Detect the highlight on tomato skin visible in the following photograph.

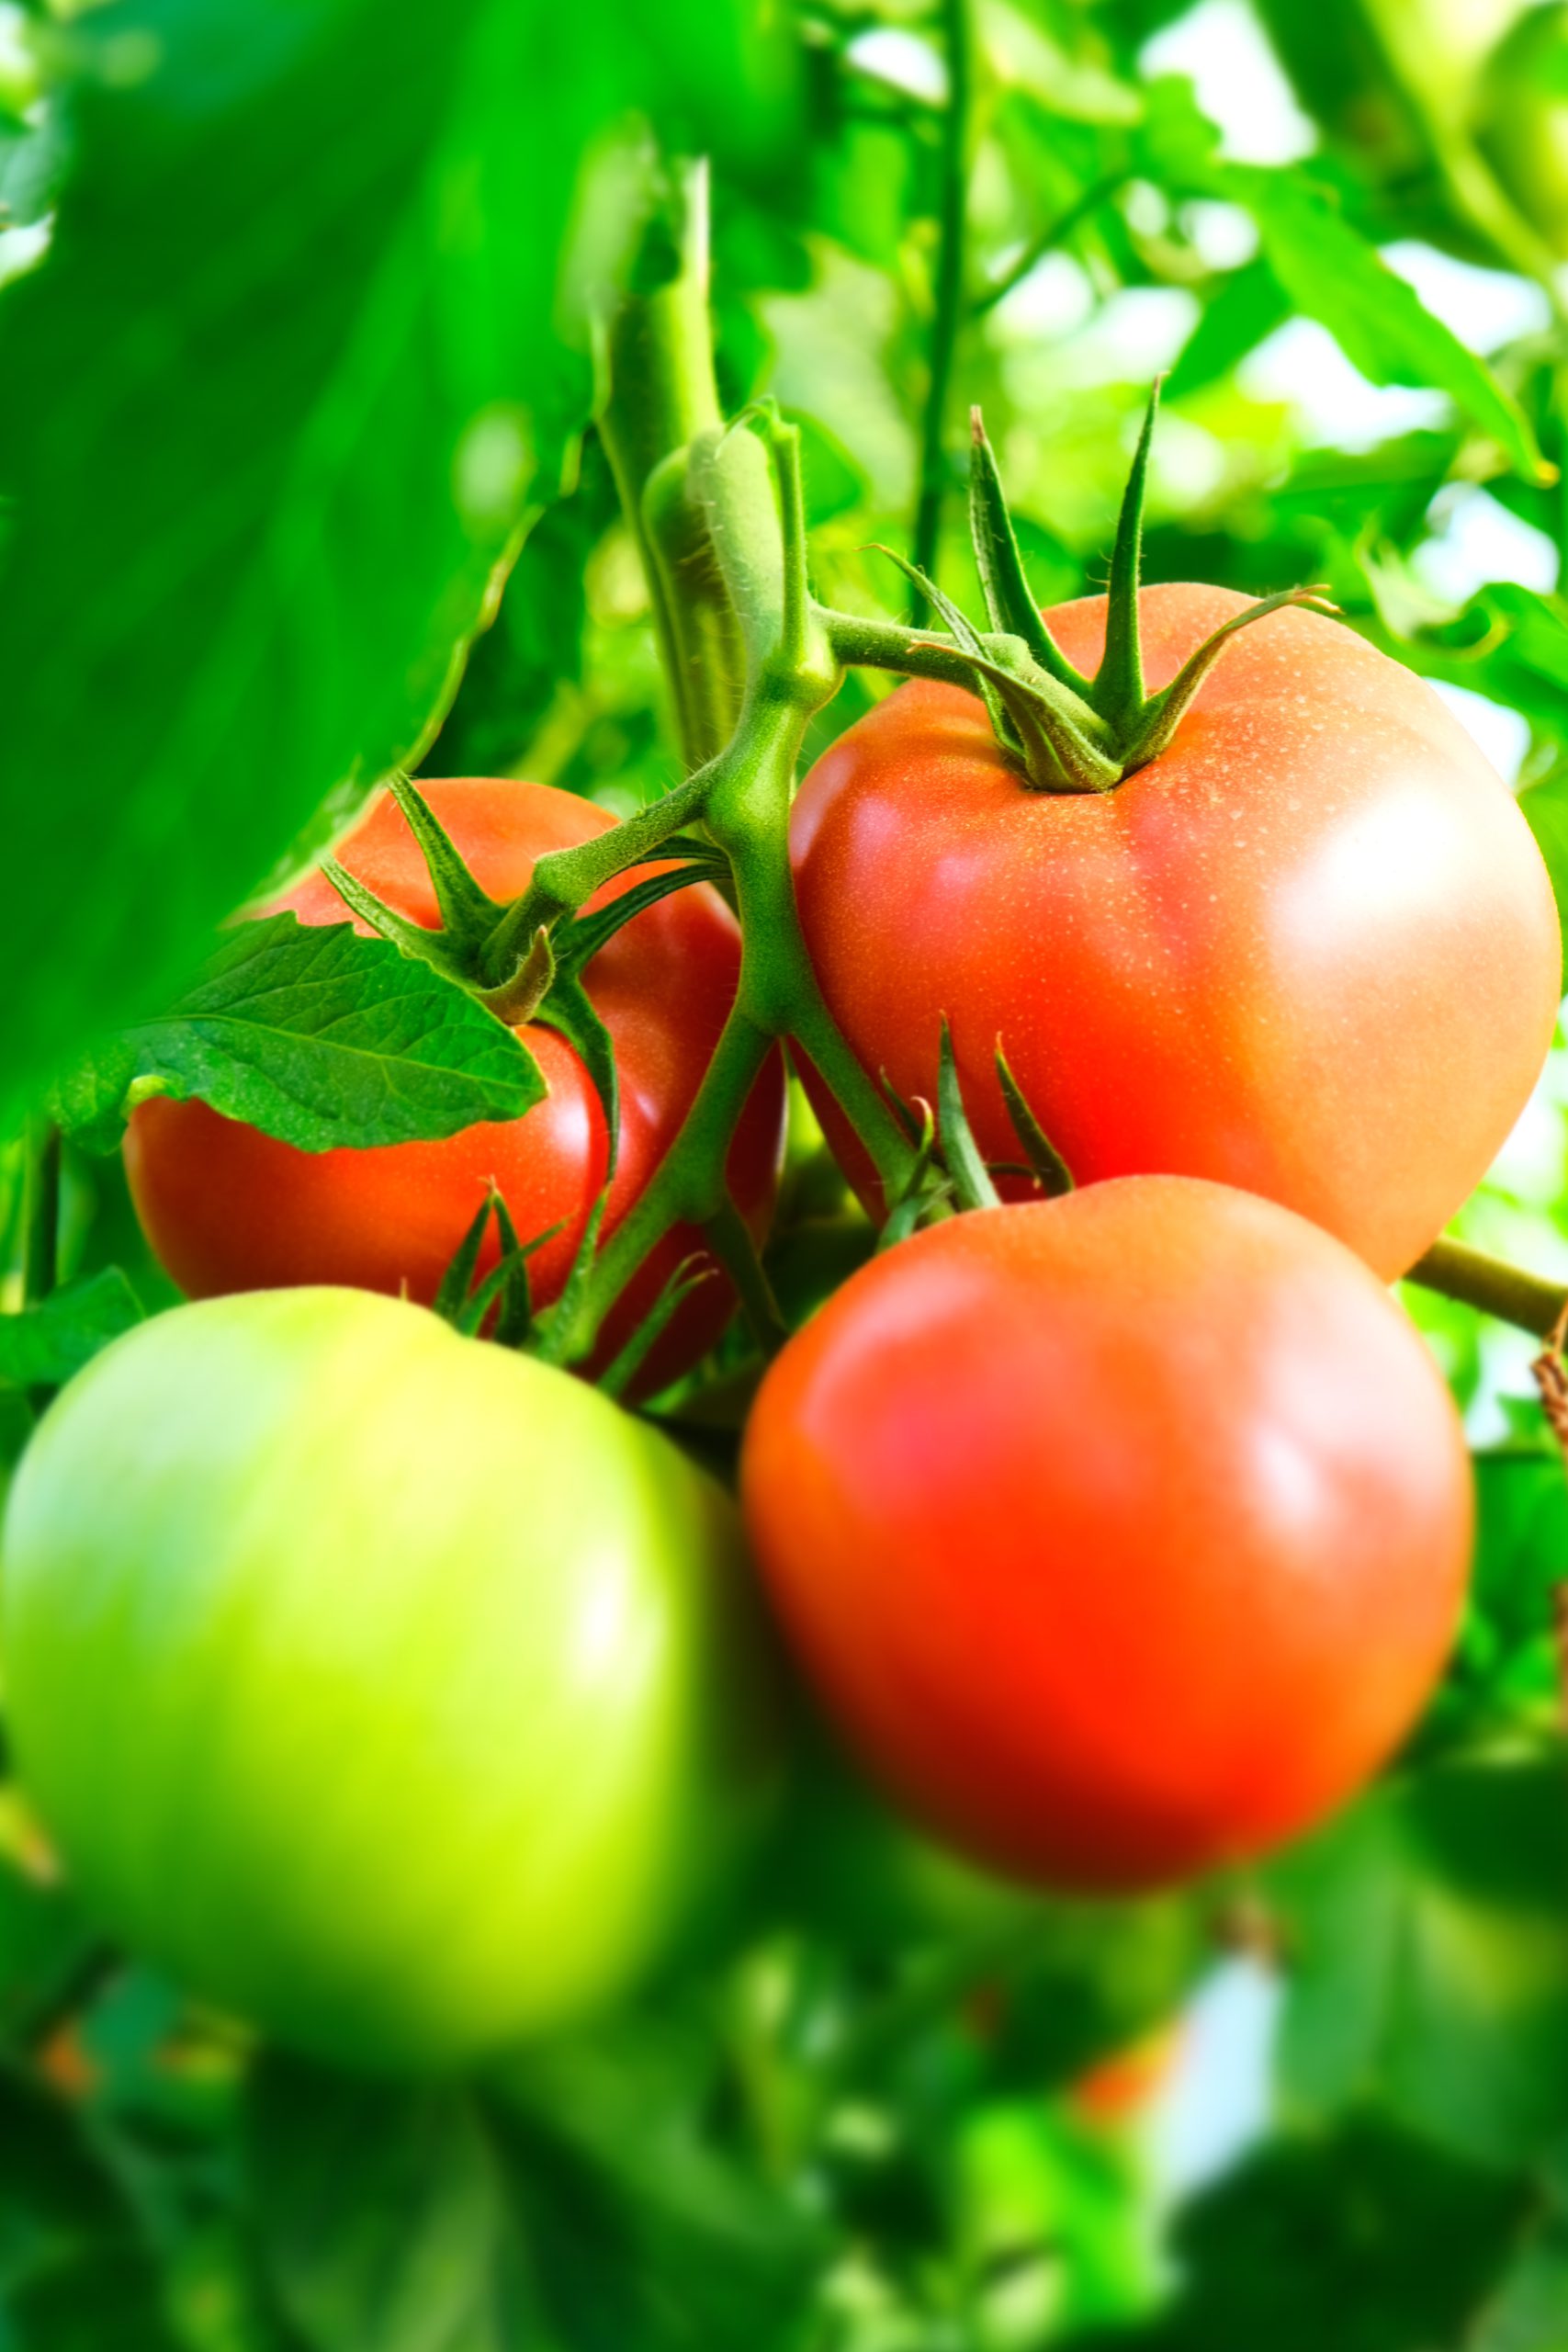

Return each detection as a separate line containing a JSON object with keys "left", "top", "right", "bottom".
{"left": 123, "top": 777, "right": 787, "bottom": 1395}
{"left": 790, "top": 585, "right": 1562, "bottom": 1283}
{"left": 740, "top": 1175, "right": 1473, "bottom": 1896}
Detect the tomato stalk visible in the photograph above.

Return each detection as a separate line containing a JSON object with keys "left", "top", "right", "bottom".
{"left": 1407, "top": 1235, "right": 1568, "bottom": 1338}
{"left": 556, "top": 415, "right": 920, "bottom": 1363}
{"left": 596, "top": 159, "right": 748, "bottom": 773}
{"left": 908, "top": 0, "right": 976, "bottom": 600}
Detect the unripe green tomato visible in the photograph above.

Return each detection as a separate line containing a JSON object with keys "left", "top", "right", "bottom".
{"left": 1475, "top": 4, "right": 1568, "bottom": 255}
{"left": 0, "top": 1289, "right": 782, "bottom": 2075}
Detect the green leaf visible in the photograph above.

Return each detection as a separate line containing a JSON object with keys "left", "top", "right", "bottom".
{"left": 249, "top": 2044, "right": 820, "bottom": 2352}
{"left": 0, "top": 0, "right": 788, "bottom": 1116}
{"left": 0, "top": 1268, "right": 145, "bottom": 1390}
{"left": 1167, "top": 256, "right": 1291, "bottom": 399}
{"left": 54, "top": 915, "right": 544, "bottom": 1156}
{"left": 1271, "top": 1750, "right": 1568, "bottom": 2170}
{"left": 1234, "top": 170, "right": 1550, "bottom": 482}
{"left": 0, "top": 2070, "right": 177, "bottom": 2351}
{"left": 1074, "top": 2115, "right": 1532, "bottom": 2352}
{"left": 248, "top": 2059, "right": 534, "bottom": 2352}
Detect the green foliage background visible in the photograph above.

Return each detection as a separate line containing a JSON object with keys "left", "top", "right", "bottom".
{"left": 9, "top": 0, "right": 1568, "bottom": 2345}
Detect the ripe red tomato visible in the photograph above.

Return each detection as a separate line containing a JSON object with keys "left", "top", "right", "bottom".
{"left": 791, "top": 587, "right": 1561, "bottom": 1280}
{"left": 741, "top": 1178, "right": 1472, "bottom": 1893}
{"left": 126, "top": 779, "right": 785, "bottom": 1390}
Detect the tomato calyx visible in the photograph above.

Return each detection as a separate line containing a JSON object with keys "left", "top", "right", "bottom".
{"left": 819, "top": 381, "right": 1339, "bottom": 795}
{"left": 321, "top": 770, "right": 729, "bottom": 1173}
{"left": 879, "top": 1023, "right": 1077, "bottom": 1246}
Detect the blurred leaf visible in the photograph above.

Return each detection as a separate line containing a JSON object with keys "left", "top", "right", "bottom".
{"left": 1452, "top": 1448, "right": 1568, "bottom": 1722}
{"left": 1065, "top": 2115, "right": 1531, "bottom": 2352}
{"left": 0, "top": 0, "right": 786, "bottom": 1116}
{"left": 1272, "top": 1750, "right": 1568, "bottom": 2170}
{"left": 0, "top": 2069, "right": 176, "bottom": 2350}
{"left": 1234, "top": 169, "right": 1549, "bottom": 481}
{"left": 250, "top": 2045, "right": 819, "bottom": 2352}
{"left": 0, "top": 1269, "right": 144, "bottom": 1391}
{"left": 497, "top": 2025, "right": 824, "bottom": 2348}
{"left": 250, "top": 2058, "right": 535, "bottom": 2352}
{"left": 1469, "top": 2143, "right": 1568, "bottom": 2352}
{"left": 1167, "top": 257, "right": 1290, "bottom": 399}
{"left": 0, "top": 1857, "right": 96, "bottom": 2046}
{"left": 52, "top": 915, "right": 542, "bottom": 1156}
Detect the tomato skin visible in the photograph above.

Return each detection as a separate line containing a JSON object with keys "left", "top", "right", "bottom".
{"left": 740, "top": 1178, "right": 1472, "bottom": 1893}
{"left": 125, "top": 779, "right": 786, "bottom": 1392}
{"left": 791, "top": 588, "right": 1561, "bottom": 1281}
{"left": 0, "top": 1288, "right": 782, "bottom": 2075}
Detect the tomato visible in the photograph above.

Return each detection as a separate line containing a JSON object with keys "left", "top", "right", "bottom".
{"left": 740, "top": 1178, "right": 1472, "bottom": 1893}
{"left": 126, "top": 778, "right": 786, "bottom": 1392}
{"left": 1475, "top": 4, "right": 1568, "bottom": 256}
{"left": 0, "top": 1287, "right": 783, "bottom": 2074}
{"left": 790, "top": 589, "right": 1560, "bottom": 1281}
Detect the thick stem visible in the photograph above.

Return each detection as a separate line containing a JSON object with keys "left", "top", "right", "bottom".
{"left": 598, "top": 161, "right": 746, "bottom": 768}
{"left": 909, "top": 0, "right": 974, "bottom": 601}
{"left": 560, "top": 691, "right": 918, "bottom": 1363}
{"left": 1406, "top": 1237, "right": 1567, "bottom": 1339}
{"left": 820, "top": 608, "right": 978, "bottom": 693}
{"left": 22, "top": 1120, "right": 61, "bottom": 1308}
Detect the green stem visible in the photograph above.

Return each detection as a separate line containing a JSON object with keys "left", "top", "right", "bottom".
{"left": 597, "top": 159, "right": 746, "bottom": 769}
{"left": 480, "top": 758, "right": 716, "bottom": 982}
{"left": 1406, "top": 1237, "right": 1567, "bottom": 1340}
{"left": 909, "top": 0, "right": 974, "bottom": 601}
{"left": 819, "top": 607, "right": 978, "bottom": 691}
{"left": 561, "top": 687, "right": 917, "bottom": 1363}
{"left": 22, "top": 1120, "right": 60, "bottom": 1308}
{"left": 705, "top": 1198, "right": 789, "bottom": 1356}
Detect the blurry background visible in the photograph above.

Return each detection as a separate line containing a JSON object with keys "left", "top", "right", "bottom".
{"left": 6, "top": 0, "right": 1568, "bottom": 2346}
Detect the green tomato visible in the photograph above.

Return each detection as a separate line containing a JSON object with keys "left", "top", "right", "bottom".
{"left": 0, "top": 1288, "right": 782, "bottom": 2075}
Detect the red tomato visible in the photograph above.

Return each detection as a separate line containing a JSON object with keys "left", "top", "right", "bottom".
{"left": 791, "top": 587, "right": 1561, "bottom": 1280}
{"left": 740, "top": 1178, "right": 1472, "bottom": 1893}
{"left": 127, "top": 779, "right": 785, "bottom": 1392}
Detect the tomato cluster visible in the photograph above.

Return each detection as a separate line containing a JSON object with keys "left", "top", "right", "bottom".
{"left": 0, "top": 555, "right": 1553, "bottom": 2081}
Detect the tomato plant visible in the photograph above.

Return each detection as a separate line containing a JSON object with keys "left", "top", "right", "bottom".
{"left": 126, "top": 776, "right": 786, "bottom": 1391}
{"left": 9, "top": 0, "right": 1568, "bottom": 2344}
{"left": 1, "top": 1285, "right": 781, "bottom": 2072}
{"left": 743, "top": 1178, "right": 1472, "bottom": 1890}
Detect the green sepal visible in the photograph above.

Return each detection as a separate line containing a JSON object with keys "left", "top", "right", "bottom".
{"left": 936, "top": 1018, "right": 1001, "bottom": 1214}
{"left": 968, "top": 408, "right": 1090, "bottom": 696}
{"left": 532, "top": 970, "right": 620, "bottom": 1182}
{"left": 432, "top": 1191, "right": 496, "bottom": 1324}
{"left": 1118, "top": 584, "right": 1340, "bottom": 773}
{"left": 1090, "top": 379, "right": 1160, "bottom": 729}
{"left": 533, "top": 1190, "right": 609, "bottom": 1368}
{"left": 870, "top": 542, "right": 1022, "bottom": 762}
{"left": 878, "top": 1069, "right": 929, "bottom": 1148}
{"left": 597, "top": 1254, "right": 715, "bottom": 1399}
{"left": 995, "top": 1039, "right": 1074, "bottom": 1198}
{"left": 383, "top": 772, "right": 504, "bottom": 941}
{"left": 872, "top": 546, "right": 1121, "bottom": 794}
{"left": 832, "top": 378, "right": 1340, "bottom": 795}
{"left": 320, "top": 855, "right": 478, "bottom": 989}
{"left": 878, "top": 1097, "right": 947, "bottom": 1251}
